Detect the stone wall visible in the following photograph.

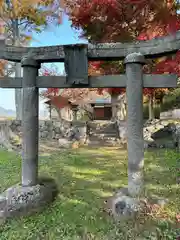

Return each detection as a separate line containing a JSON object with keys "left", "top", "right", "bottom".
{"left": 160, "top": 109, "right": 180, "bottom": 119}
{"left": 117, "top": 119, "right": 180, "bottom": 150}
{"left": 0, "top": 120, "right": 87, "bottom": 150}
{"left": 0, "top": 119, "right": 180, "bottom": 150}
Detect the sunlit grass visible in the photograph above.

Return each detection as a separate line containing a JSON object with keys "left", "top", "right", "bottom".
{"left": 0, "top": 147, "right": 179, "bottom": 239}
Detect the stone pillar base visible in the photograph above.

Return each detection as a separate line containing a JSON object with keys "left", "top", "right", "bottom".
{"left": 0, "top": 177, "right": 58, "bottom": 222}
{"left": 104, "top": 187, "right": 145, "bottom": 221}
{"left": 104, "top": 187, "right": 169, "bottom": 221}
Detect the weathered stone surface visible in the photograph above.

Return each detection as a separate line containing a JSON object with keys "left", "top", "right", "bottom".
{"left": 151, "top": 127, "right": 172, "bottom": 139}
{"left": 87, "top": 120, "right": 120, "bottom": 146}
{"left": 105, "top": 188, "right": 144, "bottom": 220}
{"left": 0, "top": 119, "right": 179, "bottom": 150}
{"left": 0, "top": 177, "right": 58, "bottom": 220}
{"left": 0, "top": 120, "right": 88, "bottom": 150}
{"left": 0, "top": 196, "right": 6, "bottom": 219}
{"left": 116, "top": 119, "right": 180, "bottom": 150}
{"left": 105, "top": 188, "right": 170, "bottom": 221}
{"left": 2, "top": 30, "right": 180, "bottom": 63}
{"left": 172, "top": 123, "right": 180, "bottom": 150}
{"left": 114, "top": 196, "right": 141, "bottom": 217}
{"left": 160, "top": 108, "right": 180, "bottom": 119}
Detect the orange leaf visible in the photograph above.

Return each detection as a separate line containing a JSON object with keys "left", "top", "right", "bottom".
{"left": 176, "top": 213, "right": 180, "bottom": 222}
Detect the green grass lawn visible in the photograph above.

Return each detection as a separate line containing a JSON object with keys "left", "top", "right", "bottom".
{"left": 0, "top": 147, "right": 179, "bottom": 240}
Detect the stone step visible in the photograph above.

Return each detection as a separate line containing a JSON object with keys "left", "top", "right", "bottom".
{"left": 89, "top": 128, "right": 118, "bottom": 133}
{"left": 88, "top": 120, "right": 116, "bottom": 125}
{"left": 89, "top": 130, "right": 117, "bottom": 135}
{"left": 87, "top": 139, "right": 120, "bottom": 147}
{"left": 87, "top": 121, "right": 117, "bottom": 132}
{"left": 89, "top": 129, "right": 117, "bottom": 134}
{"left": 89, "top": 135, "right": 118, "bottom": 142}
{"left": 90, "top": 129, "right": 118, "bottom": 133}
{"left": 89, "top": 133, "right": 118, "bottom": 138}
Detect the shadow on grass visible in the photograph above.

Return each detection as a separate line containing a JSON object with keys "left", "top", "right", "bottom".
{"left": 144, "top": 149, "right": 179, "bottom": 216}
{"left": 0, "top": 147, "right": 179, "bottom": 239}
{"left": 0, "top": 148, "right": 128, "bottom": 239}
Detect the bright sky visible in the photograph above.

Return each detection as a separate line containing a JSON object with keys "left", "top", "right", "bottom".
{"left": 0, "top": 14, "right": 87, "bottom": 111}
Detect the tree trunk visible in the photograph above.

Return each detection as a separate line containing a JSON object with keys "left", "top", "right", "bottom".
{"left": 81, "top": 104, "right": 94, "bottom": 120}
{"left": 12, "top": 19, "right": 23, "bottom": 120}
{"left": 111, "top": 93, "right": 127, "bottom": 121}
{"left": 54, "top": 107, "right": 63, "bottom": 120}
{"left": 15, "top": 64, "right": 22, "bottom": 120}
{"left": 148, "top": 94, "right": 154, "bottom": 120}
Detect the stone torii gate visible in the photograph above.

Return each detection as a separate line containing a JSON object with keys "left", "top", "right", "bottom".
{"left": 0, "top": 32, "right": 179, "bottom": 219}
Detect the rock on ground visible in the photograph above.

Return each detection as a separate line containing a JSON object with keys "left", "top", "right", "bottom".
{"left": 117, "top": 119, "right": 180, "bottom": 150}
{"left": 104, "top": 187, "right": 170, "bottom": 221}
{"left": 105, "top": 188, "right": 144, "bottom": 220}
{"left": 0, "top": 177, "right": 58, "bottom": 221}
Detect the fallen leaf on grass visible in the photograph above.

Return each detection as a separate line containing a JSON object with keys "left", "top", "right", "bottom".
{"left": 176, "top": 213, "right": 180, "bottom": 222}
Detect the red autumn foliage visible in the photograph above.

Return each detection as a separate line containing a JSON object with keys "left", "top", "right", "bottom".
{"left": 45, "top": 0, "right": 180, "bottom": 100}
{"left": 65, "top": 0, "right": 177, "bottom": 41}
{"left": 63, "top": 0, "right": 180, "bottom": 98}
{"left": 40, "top": 65, "right": 60, "bottom": 97}
{"left": 41, "top": 64, "right": 97, "bottom": 100}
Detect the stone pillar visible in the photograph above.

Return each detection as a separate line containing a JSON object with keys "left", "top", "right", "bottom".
{"left": 21, "top": 56, "right": 40, "bottom": 186}
{"left": 124, "top": 53, "right": 145, "bottom": 197}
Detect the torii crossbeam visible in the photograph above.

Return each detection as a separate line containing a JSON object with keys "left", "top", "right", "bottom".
{"left": 1, "top": 30, "right": 180, "bottom": 62}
